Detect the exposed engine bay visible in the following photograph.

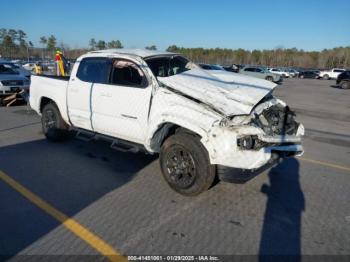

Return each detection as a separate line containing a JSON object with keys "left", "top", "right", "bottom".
{"left": 227, "top": 96, "right": 303, "bottom": 151}
{"left": 252, "top": 104, "right": 299, "bottom": 136}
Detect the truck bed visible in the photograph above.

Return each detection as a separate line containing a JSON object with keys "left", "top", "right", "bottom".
{"left": 29, "top": 74, "right": 70, "bottom": 121}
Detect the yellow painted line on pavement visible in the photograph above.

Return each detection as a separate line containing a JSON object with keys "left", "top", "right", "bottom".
{"left": 300, "top": 157, "right": 350, "bottom": 172}
{"left": 0, "top": 171, "right": 127, "bottom": 262}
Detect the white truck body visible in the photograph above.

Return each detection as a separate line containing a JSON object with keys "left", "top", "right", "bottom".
{"left": 30, "top": 49, "right": 304, "bottom": 171}
{"left": 319, "top": 68, "right": 345, "bottom": 79}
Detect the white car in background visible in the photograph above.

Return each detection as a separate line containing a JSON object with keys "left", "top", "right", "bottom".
{"left": 286, "top": 69, "right": 299, "bottom": 78}
{"left": 269, "top": 68, "right": 291, "bottom": 78}
{"left": 319, "top": 68, "right": 345, "bottom": 80}
{"left": 23, "top": 62, "right": 36, "bottom": 72}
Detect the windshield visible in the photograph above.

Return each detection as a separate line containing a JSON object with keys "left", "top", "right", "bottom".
{"left": 0, "top": 64, "right": 18, "bottom": 75}
{"left": 145, "top": 55, "right": 198, "bottom": 77}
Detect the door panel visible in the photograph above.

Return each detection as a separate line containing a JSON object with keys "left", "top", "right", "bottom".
{"left": 91, "top": 58, "right": 152, "bottom": 143}
{"left": 67, "top": 57, "right": 110, "bottom": 131}
{"left": 92, "top": 83, "right": 152, "bottom": 143}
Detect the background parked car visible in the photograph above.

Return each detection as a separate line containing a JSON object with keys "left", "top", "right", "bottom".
{"left": 0, "top": 64, "right": 30, "bottom": 95}
{"left": 239, "top": 66, "right": 282, "bottom": 83}
{"left": 286, "top": 68, "right": 299, "bottom": 78}
{"left": 198, "top": 63, "right": 225, "bottom": 71}
{"left": 0, "top": 61, "right": 31, "bottom": 79}
{"left": 319, "top": 68, "right": 345, "bottom": 80}
{"left": 22, "top": 62, "right": 36, "bottom": 72}
{"left": 298, "top": 70, "right": 319, "bottom": 79}
{"left": 223, "top": 64, "right": 241, "bottom": 73}
{"left": 269, "top": 68, "right": 291, "bottom": 78}
{"left": 336, "top": 70, "right": 350, "bottom": 89}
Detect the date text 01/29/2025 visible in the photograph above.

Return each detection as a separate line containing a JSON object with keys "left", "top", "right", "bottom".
{"left": 127, "top": 255, "right": 220, "bottom": 261}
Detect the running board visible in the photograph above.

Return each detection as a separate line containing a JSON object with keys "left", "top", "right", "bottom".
{"left": 110, "top": 140, "right": 139, "bottom": 153}
{"left": 74, "top": 128, "right": 148, "bottom": 154}
{"left": 75, "top": 130, "right": 96, "bottom": 142}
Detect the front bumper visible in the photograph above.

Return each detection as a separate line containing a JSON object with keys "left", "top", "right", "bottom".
{"left": 203, "top": 124, "right": 304, "bottom": 170}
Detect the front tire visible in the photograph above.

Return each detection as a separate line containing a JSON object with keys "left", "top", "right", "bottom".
{"left": 160, "top": 133, "right": 216, "bottom": 196}
{"left": 323, "top": 74, "right": 330, "bottom": 80}
{"left": 265, "top": 76, "right": 273, "bottom": 82}
{"left": 41, "top": 102, "right": 69, "bottom": 142}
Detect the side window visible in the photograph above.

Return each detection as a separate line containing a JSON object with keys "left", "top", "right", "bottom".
{"left": 76, "top": 57, "right": 110, "bottom": 84}
{"left": 244, "top": 68, "right": 254, "bottom": 72}
{"left": 255, "top": 68, "right": 262, "bottom": 73}
{"left": 110, "top": 59, "right": 147, "bottom": 87}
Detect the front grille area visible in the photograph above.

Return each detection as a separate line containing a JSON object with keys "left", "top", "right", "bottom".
{"left": 1, "top": 80, "right": 24, "bottom": 86}
{"left": 253, "top": 105, "right": 299, "bottom": 136}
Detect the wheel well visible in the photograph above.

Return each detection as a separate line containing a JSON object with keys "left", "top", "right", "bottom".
{"left": 40, "top": 97, "right": 54, "bottom": 112}
{"left": 150, "top": 123, "right": 201, "bottom": 152}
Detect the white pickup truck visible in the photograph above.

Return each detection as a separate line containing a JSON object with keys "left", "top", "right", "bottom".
{"left": 319, "top": 68, "right": 345, "bottom": 80}
{"left": 30, "top": 49, "right": 304, "bottom": 195}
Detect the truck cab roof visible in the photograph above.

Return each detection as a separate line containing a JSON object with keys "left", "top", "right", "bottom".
{"left": 88, "top": 48, "right": 176, "bottom": 59}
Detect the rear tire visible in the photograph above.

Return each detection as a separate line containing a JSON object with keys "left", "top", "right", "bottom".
{"left": 41, "top": 103, "right": 69, "bottom": 142}
{"left": 340, "top": 81, "right": 350, "bottom": 89}
{"left": 160, "top": 133, "right": 216, "bottom": 196}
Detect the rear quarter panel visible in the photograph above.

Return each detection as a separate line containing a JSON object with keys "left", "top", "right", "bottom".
{"left": 29, "top": 75, "right": 70, "bottom": 124}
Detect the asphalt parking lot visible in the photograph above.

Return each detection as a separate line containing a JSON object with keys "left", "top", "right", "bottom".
{"left": 0, "top": 78, "right": 349, "bottom": 260}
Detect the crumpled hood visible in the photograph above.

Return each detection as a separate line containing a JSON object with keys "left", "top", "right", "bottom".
{"left": 158, "top": 68, "right": 277, "bottom": 116}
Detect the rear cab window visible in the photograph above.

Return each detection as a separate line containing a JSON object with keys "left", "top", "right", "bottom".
{"left": 76, "top": 57, "right": 110, "bottom": 84}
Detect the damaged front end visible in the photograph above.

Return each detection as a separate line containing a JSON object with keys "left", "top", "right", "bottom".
{"left": 236, "top": 100, "right": 304, "bottom": 154}
{"left": 206, "top": 97, "right": 304, "bottom": 171}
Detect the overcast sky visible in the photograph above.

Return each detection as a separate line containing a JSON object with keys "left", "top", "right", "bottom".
{"left": 2, "top": 0, "right": 350, "bottom": 51}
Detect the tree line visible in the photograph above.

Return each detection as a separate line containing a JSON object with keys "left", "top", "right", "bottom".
{"left": 0, "top": 28, "right": 33, "bottom": 59}
{"left": 0, "top": 28, "right": 156, "bottom": 60}
{"left": 166, "top": 45, "right": 350, "bottom": 69}
{"left": 1, "top": 28, "right": 349, "bottom": 69}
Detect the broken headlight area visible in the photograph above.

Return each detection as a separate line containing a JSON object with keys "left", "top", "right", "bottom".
{"left": 252, "top": 104, "right": 299, "bottom": 136}
{"left": 237, "top": 135, "right": 300, "bottom": 150}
